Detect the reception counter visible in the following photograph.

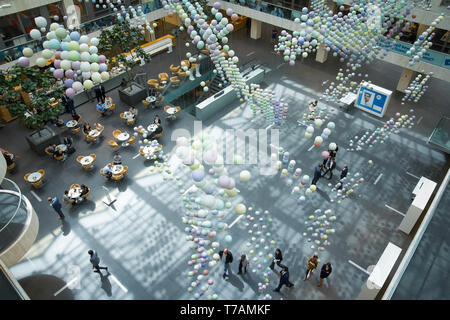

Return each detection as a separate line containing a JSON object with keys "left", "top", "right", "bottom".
{"left": 195, "top": 67, "right": 265, "bottom": 120}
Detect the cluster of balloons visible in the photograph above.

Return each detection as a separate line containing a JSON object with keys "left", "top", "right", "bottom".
{"left": 347, "top": 111, "right": 415, "bottom": 152}
{"left": 402, "top": 72, "right": 432, "bottom": 103}
{"left": 303, "top": 208, "right": 336, "bottom": 251}
{"left": 248, "top": 84, "right": 289, "bottom": 125}
{"left": 328, "top": 172, "right": 365, "bottom": 205}
{"left": 272, "top": 1, "right": 445, "bottom": 103}
{"left": 21, "top": 16, "right": 110, "bottom": 96}
{"left": 162, "top": 1, "right": 288, "bottom": 123}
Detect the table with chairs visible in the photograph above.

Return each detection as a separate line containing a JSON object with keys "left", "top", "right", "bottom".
{"left": 142, "top": 96, "right": 156, "bottom": 108}
{"left": 24, "top": 169, "right": 45, "bottom": 188}
{"left": 100, "top": 163, "right": 128, "bottom": 181}
{"left": 120, "top": 109, "right": 138, "bottom": 126}
{"left": 96, "top": 96, "right": 115, "bottom": 116}
{"left": 76, "top": 154, "right": 96, "bottom": 170}
{"left": 65, "top": 184, "right": 90, "bottom": 204}
{"left": 113, "top": 129, "right": 135, "bottom": 147}
{"left": 139, "top": 141, "right": 163, "bottom": 160}
{"left": 85, "top": 124, "right": 104, "bottom": 143}
{"left": 164, "top": 105, "right": 181, "bottom": 121}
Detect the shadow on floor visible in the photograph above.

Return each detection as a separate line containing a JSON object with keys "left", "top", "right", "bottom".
{"left": 19, "top": 274, "right": 75, "bottom": 300}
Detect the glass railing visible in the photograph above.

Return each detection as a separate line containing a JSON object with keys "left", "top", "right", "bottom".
{"left": 223, "top": 0, "right": 304, "bottom": 21}
{"left": 0, "top": 1, "right": 162, "bottom": 66}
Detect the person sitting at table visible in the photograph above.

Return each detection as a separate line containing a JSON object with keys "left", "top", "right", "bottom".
{"left": 129, "top": 106, "right": 137, "bottom": 119}
{"left": 63, "top": 190, "right": 74, "bottom": 204}
{"left": 83, "top": 122, "right": 92, "bottom": 135}
{"left": 102, "top": 163, "right": 113, "bottom": 180}
{"left": 71, "top": 112, "right": 81, "bottom": 122}
{"left": 96, "top": 103, "right": 107, "bottom": 113}
{"left": 153, "top": 115, "right": 161, "bottom": 125}
{"left": 113, "top": 153, "right": 122, "bottom": 165}
{"left": 53, "top": 147, "right": 67, "bottom": 161}
{"left": 2, "top": 150, "right": 14, "bottom": 167}
{"left": 47, "top": 143, "right": 56, "bottom": 154}
{"left": 149, "top": 124, "right": 163, "bottom": 140}
{"left": 94, "top": 122, "right": 103, "bottom": 132}
{"left": 55, "top": 118, "right": 66, "bottom": 127}
{"left": 80, "top": 184, "right": 89, "bottom": 197}
{"left": 63, "top": 135, "right": 73, "bottom": 148}
{"left": 148, "top": 86, "right": 155, "bottom": 97}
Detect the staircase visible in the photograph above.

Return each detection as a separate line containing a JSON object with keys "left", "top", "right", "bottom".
{"left": 195, "top": 74, "right": 230, "bottom": 105}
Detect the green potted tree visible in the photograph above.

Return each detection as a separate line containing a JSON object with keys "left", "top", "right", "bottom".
{"left": 0, "top": 65, "right": 64, "bottom": 154}
{"left": 98, "top": 20, "right": 151, "bottom": 105}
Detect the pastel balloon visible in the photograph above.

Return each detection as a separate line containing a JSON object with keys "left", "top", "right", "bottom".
{"left": 240, "top": 170, "right": 251, "bottom": 181}
{"left": 235, "top": 203, "right": 246, "bottom": 215}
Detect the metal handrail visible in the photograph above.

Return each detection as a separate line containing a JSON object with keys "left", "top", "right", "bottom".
{"left": 0, "top": 177, "right": 23, "bottom": 233}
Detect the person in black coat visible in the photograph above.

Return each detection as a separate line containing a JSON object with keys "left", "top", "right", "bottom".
{"left": 218, "top": 248, "right": 233, "bottom": 279}
{"left": 323, "top": 158, "right": 336, "bottom": 180}
{"left": 149, "top": 125, "right": 163, "bottom": 140}
{"left": 67, "top": 97, "right": 75, "bottom": 114}
{"left": 318, "top": 262, "right": 332, "bottom": 287}
{"left": 100, "top": 84, "right": 106, "bottom": 100}
{"left": 63, "top": 135, "right": 73, "bottom": 147}
{"left": 340, "top": 165, "right": 348, "bottom": 180}
{"left": 273, "top": 265, "right": 294, "bottom": 292}
{"left": 94, "top": 85, "right": 105, "bottom": 104}
{"left": 270, "top": 248, "right": 283, "bottom": 270}
{"left": 311, "top": 163, "right": 323, "bottom": 185}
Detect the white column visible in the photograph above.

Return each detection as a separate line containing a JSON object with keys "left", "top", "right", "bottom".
{"left": 250, "top": 19, "right": 262, "bottom": 40}
{"left": 396, "top": 68, "right": 414, "bottom": 93}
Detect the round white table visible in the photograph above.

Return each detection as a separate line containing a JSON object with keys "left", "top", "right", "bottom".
{"left": 147, "top": 124, "right": 159, "bottom": 132}
{"left": 80, "top": 156, "right": 94, "bottom": 166}
{"left": 123, "top": 111, "right": 134, "bottom": 120}
{"left": 104, "top": 97, "right": 113, "bottom": 108}
{"left": 66, "top": 120, "right": 78, "bottom": 128}
{"left": 27, "top": 172, "right": 42, "bottom": 183}
{"left": 112, "top": 165, "right": 124, "bottom": 175}
{"left": 56, "top": 144, "right": 67, "bottom": 152}
{"left": 68, "top": 187, "right": 82, "bottom": 199}
{"left": 166, "top": 107, "right": 178, "bottom": 115}
{"left": 117, "top": 132, "right": 130, "bottom": 142}
{"left": 89, "top": 130, "right": 101, "bottom": 137}
{"left": 146, "top": 96, "right": 156, "bottom": 103}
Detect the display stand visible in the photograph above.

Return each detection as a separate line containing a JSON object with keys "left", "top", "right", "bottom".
{"left": 355, "top": 81, "right": 392, "bottom": 117}
{"left": 398, "top": 177, "right": 437, "bottom": 234}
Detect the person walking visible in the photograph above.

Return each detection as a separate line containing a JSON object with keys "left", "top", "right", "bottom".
{"left": 318, "top": 262, "right": 332, "bottom": 287}
{"left": 324, "top": 157, "right": 336, "bottom": 180}
{"left": 311, "top": 163, "right": 324, "bottom": 185}
{"left": 273, "top": 265, "right": 294, "bottom": 292}
{"left": 48, "top": 196, "right": 65, "bottom": 220}
{"left": 270, "top": 248, "right": 283, "bottom": 270}
{"left": 340, "top": 165, "right": 348, "bottom": 180}
{"left": 218, "top": 248, "right": 233, "bottom": 279}
{"left": 238, "top": 254, "right": 249, "bottom": 275}
{"left": 88, "top": 250, "right": 108, "bottom": 273}
{"left": 303, "top": 253, "right": 319, "bottom": 280}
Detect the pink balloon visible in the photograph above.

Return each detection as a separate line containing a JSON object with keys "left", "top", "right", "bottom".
{"left": 65, "top": 88, "right": 75, "bottom": 98}
{"left": 65, "top": 69, "right": 74, "bottom": 78}
{"left": 53, "top": 68, "right": 64, "bottom": 79}
{"left": 18, "top": 57, "right": 30, "bottom": 67}
{"left": 218, "top": 175, "right": 230, "bottom": 188}
{"left": 321, "top": 151, "right": 329, "bottom": 159}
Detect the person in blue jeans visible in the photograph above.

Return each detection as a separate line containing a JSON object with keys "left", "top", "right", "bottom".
{"left": 48, "top": 197, "right": 65, "bottom": 220}
{"left": 219, "top": 248, "right": 233, "bottom": 279}
{"left": 273, "top": 265, "right": 294, "bottom": 292}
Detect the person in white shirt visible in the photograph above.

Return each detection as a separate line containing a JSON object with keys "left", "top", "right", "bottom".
{"left": 102, "top": 163, "right": 113, "bottom": 179}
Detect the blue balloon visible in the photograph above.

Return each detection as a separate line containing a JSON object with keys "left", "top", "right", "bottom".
{"left": 69, "top": 31, "right": 80, "bottom": 41}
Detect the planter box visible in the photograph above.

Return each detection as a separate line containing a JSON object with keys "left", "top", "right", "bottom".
{"left": 25, "top": 125, "right": 62, "bottom": 156}
{"left": 118, "top": 82, "right": 147, "bottom": 106}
